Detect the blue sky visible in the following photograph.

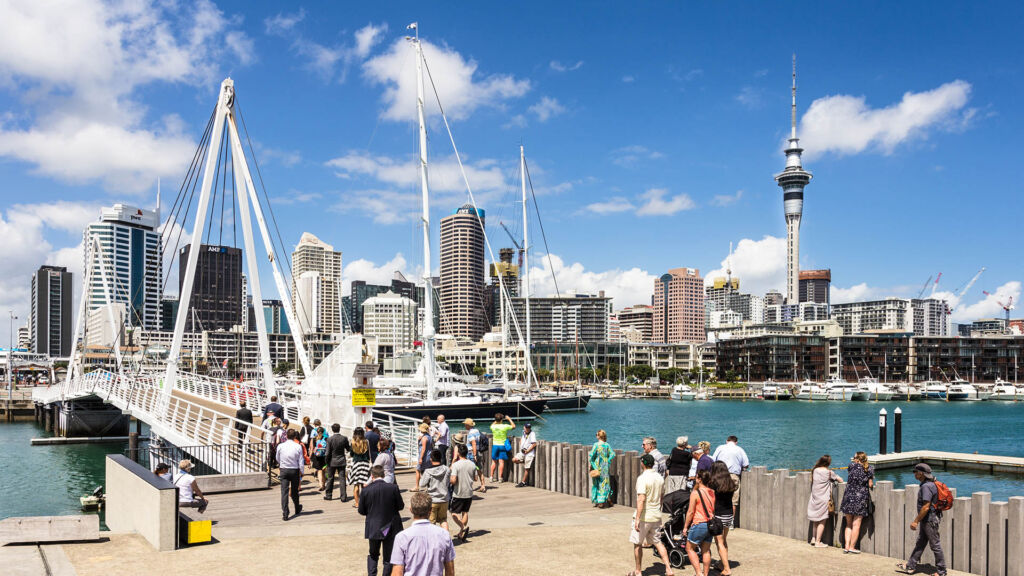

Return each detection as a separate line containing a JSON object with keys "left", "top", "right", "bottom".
{"left": 1, "top": 1, "right": 1022, "bottom": 336}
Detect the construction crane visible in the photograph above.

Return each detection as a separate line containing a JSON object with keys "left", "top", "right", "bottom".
{"left": 948, "top": 267, "right": 986, "bottom": 314}
{"left": 982, "top": 291, "right": 1015, "bottom": 324}
{"left": 499, "top": 221, "right": 524, "bottom": 268}
{"left": 930, "top": 272, "right": 942, "bottom": 298}
{"left": 916, "top": 275, "right": 933, "bottom": 299}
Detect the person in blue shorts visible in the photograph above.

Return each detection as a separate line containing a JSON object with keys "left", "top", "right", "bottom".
{"left": 488, "top": 413, "right": 515, "bottom": 483}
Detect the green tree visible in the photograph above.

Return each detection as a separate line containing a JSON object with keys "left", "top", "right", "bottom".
{"left": 472, "top": 365, "right": 486, "bottom": 377}
{"left": 579, "top": 367, "right": 594, "bottom": 382}
{"left": 536, "top": 368, "right": 551, "bottom": 381}
{"left": 629, "top": 364, "right": 654, "bottom": 382}
{"left": 274, "top": 361, "right": 294, "bottom": 376}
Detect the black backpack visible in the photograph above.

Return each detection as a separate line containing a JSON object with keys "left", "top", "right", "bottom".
{"left": 478, "top": 433, "right": 490, "bottom": 453}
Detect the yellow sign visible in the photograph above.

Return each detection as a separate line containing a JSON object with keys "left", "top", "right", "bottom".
{"left": 352, "top": 388, "right": 376, "bottom": 407}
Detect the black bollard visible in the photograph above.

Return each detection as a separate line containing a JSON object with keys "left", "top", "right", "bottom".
{"left": 878, "top": 408, "right": 887, "bottom": 455}
{"left": 894, "top": 407, "right": 902, "bottom": 453}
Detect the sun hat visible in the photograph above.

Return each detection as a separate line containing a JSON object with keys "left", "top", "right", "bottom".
{"left": 463, "top": 418, "right": 475, "bottom": 427}
{"left": 179, "top": 460, "right": 194, "bottom": 471}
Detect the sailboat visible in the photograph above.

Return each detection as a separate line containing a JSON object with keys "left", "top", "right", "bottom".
{"left": 366, "top": 25, "right": 548, "bottom": 421}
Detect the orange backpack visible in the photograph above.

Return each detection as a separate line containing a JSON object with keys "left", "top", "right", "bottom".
{"left": 933, "top": 480, "right": 954, "bottom": 512}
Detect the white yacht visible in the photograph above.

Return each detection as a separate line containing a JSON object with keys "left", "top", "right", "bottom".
{"left": 857, "top": 377, "right": 895, "bottom": 401}
{"left": 760, "top": 380, "right": 791, "bottom": 400}
{"left": 945, "top": 379, "right": 989, "bottom": 401}
{"left": 825, "top": 377, "right": 868, "bottom": 401}
{"left": 670, "top": 384, "right": 697, "bottom": 401}
{"left": 892, "top": 383, "right": 923, "bottom": 401}
{"left": 990, "top": 378, "right": 1019, "bottom": 401}
{"left": 794, "top": 379, "right": 829, "bottom": 401}
{"left": 921, "top": 381, "right": 948, "bottom": 400}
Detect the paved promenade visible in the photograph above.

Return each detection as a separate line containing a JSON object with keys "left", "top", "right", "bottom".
{"left": 45, "top": 470, "right": 971, "bottom": 576}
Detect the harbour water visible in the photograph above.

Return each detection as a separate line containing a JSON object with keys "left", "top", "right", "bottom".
{"left": 2, "top": 398, "right": 1023, "bottom": 522}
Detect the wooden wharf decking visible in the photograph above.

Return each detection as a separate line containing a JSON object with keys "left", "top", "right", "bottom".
{"left": 869, "top": 450, "right": 1024, "bottom": 475}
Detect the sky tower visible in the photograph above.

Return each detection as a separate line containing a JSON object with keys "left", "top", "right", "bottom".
{"left": 774, "top": 55, "right": 813, "bottom": 304}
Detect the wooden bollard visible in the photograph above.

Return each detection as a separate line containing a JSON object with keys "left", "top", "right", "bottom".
{"left": 1006, "top": 496, "right": 1024, "bottom": 576}
{"left": 970, "top": 492, "right": 991, "bottom": 573}
{"left": 988, "top": 501, "right": 1008, "bottom": 576}
{"left": 888, "top": 487, "right": 906, "bottom": 560}
{"left": 613, "top": 449, "right": 625, "bottom": 506}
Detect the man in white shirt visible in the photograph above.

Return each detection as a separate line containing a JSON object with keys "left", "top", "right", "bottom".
{"left": 173, "top": 460, "right": 208, "bottom": 513}
{"left": 512, "top": 423, "right": 537, "bottom": 487}
{"left": 712, "top": 435, "right": 750, "bottom": 516}
{"left": 629, "top": 454, "right": 672, "bottom": 576}
{"left": 276, "top": 428, "right": 306, "bottom": 521}
{"left": 434, "top": 414, "right": 450, "bottom": 465}
{"left": 391, "top": 492, "right": 456, "bottom": 576}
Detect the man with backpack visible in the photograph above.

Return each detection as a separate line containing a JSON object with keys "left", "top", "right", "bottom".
{"left": 897, "top": 463, "right": 949, "bottom": 576}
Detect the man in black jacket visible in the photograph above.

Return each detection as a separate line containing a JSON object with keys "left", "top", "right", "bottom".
{"left": 359, "top": 465, "right": 404, "bottom": 576}
{"left": 324, "top": 423, "right": 350, "bottom": 502}
{"left": 234, "top": 401, "right": 253, "bottom": 444}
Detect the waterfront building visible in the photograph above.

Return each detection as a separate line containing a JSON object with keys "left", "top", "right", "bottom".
{"left": 831, "top": 298, "right": 949, "bottom": 337}
{"left": 959, "top": 318, "right": 1007, "bottom": 337}
{"left": 486, "top": 248, "right": 520, "bottom": 327}
{"left": 653, "top": 267, "right": 705, "bottom": 343}
{"left": 508, "top": 292, "right": 612, "bottom": 344}
{"left": 178, "top": 244, "right": 242, "bottom": 332}
{"left": 17, "top": 325, "right": 30, "bottom": 350}
{"left": 617, "top": 304, "right": 654, "bottom": 342}
{"left": 345, "top": 273, "right": 438, "bottom": 335}
{"left": 608, "top": 315, "right": 621, "bottom": 342}
{"left": 705, "top": 280, "right": 765, "bottom": 327}
{"left": 527, "top": 341, "right": 626, "bottom": 376}
{"left": 710, "top": 310, "right": 743, "bottom": 329}
{"left": 828, "top": 333, "right": 912, "bottom": 381}
{"left": 362, "top": 290, "right": 418, "bottom": 358}
{"left": 29, "top": 265, "right": 72, "bottom": 357}
{"left": 290, "top": 232, "right": 342, "bottom": 335}
{"left": 439, "top": 205, "right": 487, "bottom": 341}
{"left": 774, "top": 58, "right": 813, "bottom": 305}
{"left": 911, "top": 335, "right": 1023, "bottom": 382}
{"left": 84, "top": 203, "right": 162, "bottom": 329}
{"left": 716, "top": 334, "right": 828, "bottom": 382}
{"left": 627, "top": 342, "right": 700, "bottom": 371}
{"left": 294, "top": 271, "right": 322, "bottom": 334}
{"left": 764, "top": 291, "right": 784, "bottom": 306}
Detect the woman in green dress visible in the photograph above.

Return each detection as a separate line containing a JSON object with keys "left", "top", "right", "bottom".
{"left": 589, "top": 429, "right": 615, "bottom": 507}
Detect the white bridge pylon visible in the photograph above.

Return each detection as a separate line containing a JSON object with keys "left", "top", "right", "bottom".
{"left": 166, "top": 78, "right": 312, "bottom": 400}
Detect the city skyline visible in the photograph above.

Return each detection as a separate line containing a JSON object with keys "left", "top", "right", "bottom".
{"left": 1, "top": 2, "right": 1022, "bottom": 335}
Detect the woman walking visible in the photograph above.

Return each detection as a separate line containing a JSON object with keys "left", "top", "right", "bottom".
{"left": 414, "top": 422, "right": 434, "bottom": 491}
{"left": 588, "top": 429, "right": 615, "bottom": 508}
{"left": 807, "top": 455, "right": 840, "bottom": 548}
{"left": 683, "top": 469, "right": 716, "bottom": 576}
{"left": 709, "top": 461, "right": 736, "bottom": 575}
{"left": 839, "top": 451, "right": 874, "bottom": 553}
{"left": 347, "top": 428, "right": 371, "bottom": 508}
{"left": 310, "top": 425, "right": 328, "bottom": 491}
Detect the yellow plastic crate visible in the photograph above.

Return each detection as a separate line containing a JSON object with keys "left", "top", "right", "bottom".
{"left": 184, "top": 519, "right": 211, "bottom": 544}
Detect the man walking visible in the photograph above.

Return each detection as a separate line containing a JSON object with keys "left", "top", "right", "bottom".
{"left": 642, "top": 437, "right": 667, "bottom": 476}
{"left": 711, "top": 435, "right": 749, "bottom": 516}
{"left": 325, "top": 423, "right": 350, "bottom": 502}
{"left": 235, "top": 400, "right": 253, "bottom": 444}
{"left": 366, "top": 421, "right": 381, "bottom": 463}
{"left": 464, "top": 418, "right": 485, "bottom": 492}
{"left": 418, "top": 448, "right": 451, "bottom": 532}
{"left": 512, "top": 422, "right": 537, "bottom": 487}
{"left": 435, "top": 414, "right": 450, "bottom": 465}
{"left": 264, "top": 395, "right": 285, "bottom": 420}
{"left": 359, "top": 465, "right": 404, "bottom": 576}
{"left": 449, "top": 444, "right": 476, "bottom": 541}
{"left": 391, "top": 492, "right": 456, "bottom": 576}
{"left": 276, "top": 429, "right": 305, "bottom": 520}
{"left": 630, "top": 454, "right": 673, "bottom": 576}
{"left": 897, "top": 463, "right": 947, "bottom": 576}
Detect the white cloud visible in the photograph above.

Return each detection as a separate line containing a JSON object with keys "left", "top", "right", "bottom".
{"left": 610, "top": 145, "right": 664, "bottom": 168}
{"left": 354, "top": 23, "right": 388, "bottom": 59}
{"left": 332, "top": 189, "right": 420, "bottom": 225}
{"left": 526, "top": 253, "right": 655, "bottom": 309}
{"left": 275, "top": 190, "right": 323, "bottom": 205}
{"left": 265, "top": 9, "right": 306, "bottom": 35}
{"left": 529, "top": 96, "right": 567, "bottom": 122}
{"left": 584, "top": 197, "right": 635, "bottom": 214}
{"left": 293, "top": 39, "right": 347, "bottom": 82}
{"left": 0, "top": 0, "right": 253, "bottom": 193}
{"left": 342, "top": 254, "right": 416, "bottom": 296}
{"left": 830, "top": 283, "right": 894, "bottom": 304}
{"left": 735, "top": 86, "right": 763, "bottom": 109}
{"left": 933, "top": 281, "right": 1021, "bottom": 324}
{"left": 711, "top": 190, "right": 744, "bottom": 207}
{"left": 326, "top": 150, "right": 507, "bottom": 194}
{"left": 502, "top": 114, "right": 528, "bottom": 130}
{"left": 800, "top": 80, "right": 974, "bottom": 157}
{"left": 621, "top": 75, "right": 635, "bottom": 83}
{"left": 549, "top": 60, "right": 583, "bottom": 72}
{"left": 704, "top": 235, "right": 787, "bottom": 297}
{"left": 363, "top": 37, "right": 530, "bottom": 121}
{"left": 635, "top": 188, "right": 695, "bottom": 216}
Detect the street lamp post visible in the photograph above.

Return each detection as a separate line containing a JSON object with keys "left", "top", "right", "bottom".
{"left": 8, "top": 310, "right": 17, "bottom": 403}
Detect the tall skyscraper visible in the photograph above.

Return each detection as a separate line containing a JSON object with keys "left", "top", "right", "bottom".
{"left": 84, "top": 203, "right": 162, "bottom": 329}
{"left": 345, "top": 273, "right": 437, "bottom": 335}
{"left": 617, "top": 304, "right": 654, "bottom": 342}
{"left": 294, "top": 270, "right": 322, "bottom": 334}
{"left": 652, "top": 268, "right": 705, "bottom": 343}
{"left": 29, "top": 265, "right": 72, "bottom": 357}
{"left": 362, "top": 290, "right": 419, "bottom": 357}
{"left": 799, "top": 269, "right": 831, "bottom": 305}
{"left": 774, "top": 56, "right": 812, "bottom": 305}
{"left": 178, "top": 244, "right": 243, "bottom": 331}
{"left": 439, "top": 205, "right": 487, "bottom": 341}
{"left": 290, "top": 232, "right": 342, "bottom": 334}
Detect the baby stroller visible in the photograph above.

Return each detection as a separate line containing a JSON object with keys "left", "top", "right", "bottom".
{"left": 659, "top": 487, "right": 692, "bottom": 569}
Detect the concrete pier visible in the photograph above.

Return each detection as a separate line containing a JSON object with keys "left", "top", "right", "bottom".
{"left": 869, "top": 450, "right": 1024, "bottom": 475}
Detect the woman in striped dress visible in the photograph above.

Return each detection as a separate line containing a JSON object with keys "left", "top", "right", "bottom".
{"left": 347, "top": 427, "right": 371, "bottom": 508}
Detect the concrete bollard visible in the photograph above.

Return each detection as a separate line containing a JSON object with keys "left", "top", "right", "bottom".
{"left": 770, "top": 469, "right": 788, "bottom": 536}
{"left": 889, "top": 487, "right": 906, "bottom": 561}
{"left": 1007, "top": 496, "right": 1024, "bottom": 576}
{"left": 903, "top": 484, "right": 920, "bottom": 563}
{"left": 950, "top": 496, "right": 971, "bottom": 572}
{"left": 989, "top": 501, "right": 1008, "bottom": 576}
{"left": 794, "top": 471, "right": 811, "bottom": 541}
{"left": 874, "top": 481, "right": 893, "bottom": 557}
{"left": 758, "top": 468, "right": 771, "bottom": 536}
{"left": 782, "top": 472, "right": 797, "bottom": 540}
{"left": 970, "top": 492, "right": 991, "bottom": 574}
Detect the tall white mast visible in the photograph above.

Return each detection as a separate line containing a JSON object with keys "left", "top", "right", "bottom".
{"left": 521, "top": 145, "right": 533, "bottom": 386}
{"left": 410, "top": 23, "right": 437, "bottom": 402}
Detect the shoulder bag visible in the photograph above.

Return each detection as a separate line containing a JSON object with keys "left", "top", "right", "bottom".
{"left": 696, "top": 487, "right": 724, "bottom": 536}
